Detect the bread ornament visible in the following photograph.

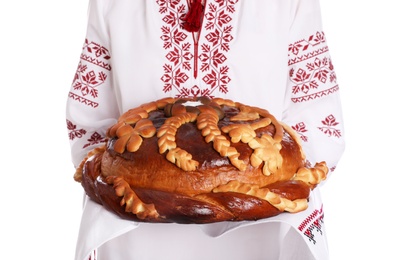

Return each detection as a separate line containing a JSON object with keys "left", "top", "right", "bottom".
{"left": 74, "top": 97, "right": 328, "bottom": 223}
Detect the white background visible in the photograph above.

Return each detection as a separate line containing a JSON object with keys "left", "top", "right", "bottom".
{"left": 0, "top": 1, "right": 406, "bottom": 259}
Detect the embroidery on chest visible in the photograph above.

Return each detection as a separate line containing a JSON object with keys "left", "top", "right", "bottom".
{"left": 157, "top": 0, "right": 238, "bottom": 98}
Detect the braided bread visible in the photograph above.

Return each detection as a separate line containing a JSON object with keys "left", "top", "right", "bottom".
{"left": 74, "top": 97, "right": 328, "bottom": 223}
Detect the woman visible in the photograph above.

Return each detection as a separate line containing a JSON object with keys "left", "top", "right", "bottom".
{"left": 66, "top": 0, "right": 345, "bottom": 259}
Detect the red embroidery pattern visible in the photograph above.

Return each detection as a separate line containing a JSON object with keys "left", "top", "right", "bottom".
{"left": 288, "top": 31, "right": 338, "bottom": 103}
{"left": 298, "top": 205, "right": 324, "bottom": 245}
{"left": 199, "top": 1, "right": 235, "bottom": 95}
{"left": 292, "top": 114, "right": 342, "bottom": 141}
{"left": 291, "top": 85, "right": 339, "bottom": 103}
{"left": 83, "top": 132, "right": 108, "bottom": 149}
{"left": 69, "top": 39, "right": 111, "bottom": 108}
{"left": 67, "top": 119, "right": 86, "bottom": 141}
{"left": 158, "top": 0, "right": 191, "bottom": 94}
{"left": 288, "top": 31, "right": 327, "bottom": 63}
{"left": 68, "top": 92, "right": 99, "bottom": 108}
{"left": 292, "top": 122, "right": 308, "bottom": 142}
{"left": 318, "top": 114, "right": 342, "bottom": 138}
{"left": 81, "top": 39, "right": 111, "bottom": 70}
{"left": 67, "top": 121, "right": 106, "bottom": 147}
{"left": 157, "top": 0, "right": 237, "bottom": 98}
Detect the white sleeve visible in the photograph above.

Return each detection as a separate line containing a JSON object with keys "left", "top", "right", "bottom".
{"left": 283, "top": 0, "right": 345, "bottom": 179}
{"left": 66, "top": 0, "right": 119, "bottom": 168}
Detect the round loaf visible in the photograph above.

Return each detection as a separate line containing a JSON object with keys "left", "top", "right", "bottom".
{"left": 75, "top": 97, "right": 328, "bottom": 223}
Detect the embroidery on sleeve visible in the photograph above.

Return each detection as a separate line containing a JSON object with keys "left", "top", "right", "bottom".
{"left": 291, "top": 122, "right": 308, "bottom": 142}
{"left": 83, "top": 132, "right": 108, "bottom": 149}
{"left": 67, "top": 119, "right": 87, "bottom": 141}
{"left": 288, "top": 31, "right": 339, "bottom": 103}
{"left": 66, "top": 105, "right": 108, "bottom": 146}
{"left": 81, "top": 39, "right": 111, "bottom": 69}
{"left": 68, "top": 39, "right": 111, "bottom": 108}
{"left": 318, "top": 114, "right": 342, "bottom": 138}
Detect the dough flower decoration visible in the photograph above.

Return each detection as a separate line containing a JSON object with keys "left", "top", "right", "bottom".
{"left": 113, "top": 119, "right": 156, "bottom": 153}
{"left": 248, "top": 134, "right": 283, "bottom": 176}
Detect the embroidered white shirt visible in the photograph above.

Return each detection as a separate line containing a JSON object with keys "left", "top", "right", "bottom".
{"left": 66, "top": 0, "right": 345, "bottom": 259}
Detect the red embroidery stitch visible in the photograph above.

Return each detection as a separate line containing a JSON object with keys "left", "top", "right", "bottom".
{"left": 298, "top": 205, "right": 324, "bottom": 245}
{"left": 292, "top": 122, "right": 308, "bottom": 142}
{"left": 288, "top": 31, "right": 326, "bottom": 56}
{"left": 318, "top": 114, "right": 342, "bottom": 138}
{"left": 159, "top": 1, "right": 192, "bottom": 94}
{"left": 81, "top": 39, "right": 112, "bottom": 70}
{"left": 291, "top": 56, "right": 334, "bottom": 95}
{"left": 158, "top": 0, "right": 236, "bottom": 98}
{"left": 68, "top": 92, "right": 99, "bottom": 108}
{"left": 200, "top": 2, "right": 235, "bottom": 95}
{"left": 288, "top": 46, "right": 329, "bottom": 66}
{"left": 70, "top": 61, "right": 107, "bottom": 100}
{"left": 291, "top": 85, "right": 339, "bottom": 103}
{"left": 80, "top": 53, "right": 111, "bottom": 71}
{"left": 67, "top": 120, "right": 87, "bottom": 140}
{"left": 69, "top": 39, "right": 111, "bottom": 108}
{"left": 289, "top": 31, "right": 338, "bottom": 104}
{"left": 83, "top": 132, "right": 108, "bottom": 149}
{"left": 84, "top": 39, "right": 111, "bottom": 60}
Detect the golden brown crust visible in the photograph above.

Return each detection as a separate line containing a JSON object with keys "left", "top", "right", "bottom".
{"left": 75, "top": 97, "right": 328, "bottom": 223}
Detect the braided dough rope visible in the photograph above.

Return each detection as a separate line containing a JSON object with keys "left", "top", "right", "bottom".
{"left": 212, "top": 180, "right": 308, "bottom": 212}
{"left": 157, "top": 112, "right": 199, "bottom": 171}
{"left": 197, "top": 105, "right": 247, "bottom": 171}
{"left": 294, "top": 162, "right": 328, "bottom": 186}
{"left": 106, "top": 175, "right": 159, "bottom": 219}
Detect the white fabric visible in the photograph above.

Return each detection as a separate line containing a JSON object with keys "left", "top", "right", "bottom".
{"left": 75, "top": 190, "right": 326, "bottom": 260}
{"left": 67, "top": 0, "right": 345, "bottom": 259}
